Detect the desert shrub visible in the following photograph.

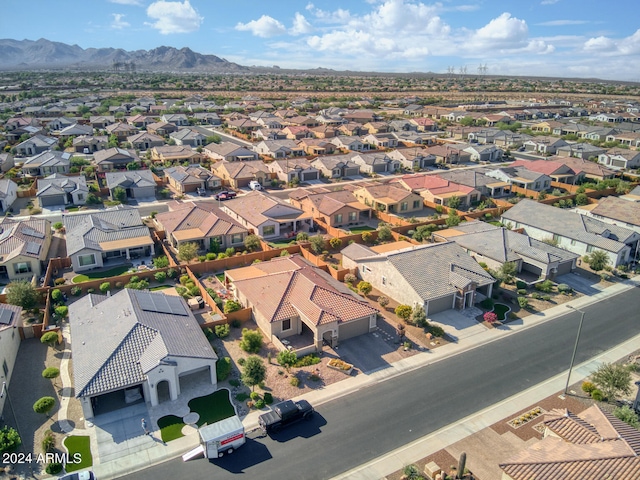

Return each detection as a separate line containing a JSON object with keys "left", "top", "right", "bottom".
{"left": 591, "top": 389, "right": 606, "bottom": 402}
{"left": 115, "top": 282, "right": 123, "bottom": 289}
{"left": 54, "top": 305, "right": 68, "bottom": 318}
{"left": 254, "top": 399, "right": 266, "bottom": 409}
{"left": 483, "top": 312, "right": 498, "bottom": 323}
{"left": 154, "top": 271, "right": 166, "bottom": 282}
{"left": 0, "top": 426, "right": 21, "bottom": 454}
{"left": 239, "top": 328, "right": 263, "bottom": 353}
{"left": 613, "top": 405, "right": 640, "bottom": 429}
{"left": 557, "top": 283, "right": 572, "bottom": 293}
{"left": 54, "top": 277, "right": 66, "bottom": 286}
{"left": 480, "top": 298, "right": 494, "bottom": 310}
{"left": 250, "top": 391, "right": 261, "bottom": 401}
{"left": 427, "top": 324, "right": 445, "bottom": 337}
{"left": 237, "top": 357, "right": 246, "bottom": 366}
{"left": 215, "top": 324, "right": 230, "bottom": 338}
{"left": 294, "top": 354, "right": 321, "bottom": 368}
{"left": 329, "top": 237, "right": 342, "bottom": 250}
{"left": 71, "top": 286, "right": 82, "bottom": 296}
{"left": 478, "top": 262, "right": 488, "bottom": 269}
{"left": 166, "top": 267, "right": 177, "bottom": 278}
{"left": 263, "top": 392, "right": 273, "bottom": 404}
{"left": 205, "top": 252, "right": 216, "bottom": 260}
{"left": 361, "top": 231, "right": 373, "bottom": 244}
{"left": 535, "top": 280, "right": 554, "bottom": 293}
{"left": 344, "top": 273, "right": 357, "bottom": 285}
{"left": 203, "top": 328, "right": 214, "bottom": 341}
{"left": 378, "top": 296, "right": 389, "bottom": 308}
{"left": 179, "top": 274, "right": 190, "bottom": 285}
{"left": 51, "top": 289, "right": 63, "bottom": 303}
{"left": 290, "top": 376, "right": 300, "bottom": 387}
{"left": 216, "top": 357, "right": 231, "bottom": 381}
{"left": 41, "top": 430, "right": 55, "bottom": 453}
{"left": 582, "top": 381, "right": 596, "bottom": 394}
{"left": 224, "top": 300, "right": 242, "bottom": 314}
{"left": 99, "top": 282, "right": 110, "bottom": 293}
{"left": 517, "top": 289, "right": 527, "bottom": 295}
{"left": 531, "top": 292, "right": 541, "bottom": 300}
{"left": 515, "top": 280, "right": 527, "bottom": 290}
{"left": 45, "top": 462, "right": 63, "bottom": 475}
{"left": 517, "top": 296, "right": 529, "bottom": 309}
{"left": 542, "top": 295, "right": 551, "bottom": 301}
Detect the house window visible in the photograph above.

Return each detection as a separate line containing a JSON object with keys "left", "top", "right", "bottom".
{"left": 552, "top": 234, "right": 560, "bottom": 243}
{"left": 78, "top": 254, "right": 96, "bottom": 267}
{"left": 413, "top": 200, "right": 421, "bottom": 209}
{"left": 400, "top": 202, "right": 408, "bottom": 211}
{"left": 348, "top": 212, "right": 357, "bottom": 222}
{"left": 534, "top": 182, "right": 540, "bottom": 190}
{"left": 586, "top": 245, "right": 595, "bottom": 253}
{"left": 14, "top": 262, "right": 32, "bottom": 274}
{"left": 570, "top": 239, "right": 576, "bottom": 246}
{"left": 282, "top": 319, "right": 291, "bottom": 331}
{"left": 334, "top": 214, "right": 343, "bottom": 224}
{"left": 263, "top": 225, "right": 276, "bottom": 236}
{"left": 231, "top": 233, "right": 244, "bottom": 244}
{"left": 77, "top": 193, "right": 84, "bottom": 200}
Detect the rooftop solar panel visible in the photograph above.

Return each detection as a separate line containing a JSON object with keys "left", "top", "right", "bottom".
{"left": 22, "top": 227, "right": 45, "bottom": 239}
{"left": 25, "top": 241, "right": 41, "bottom": 255}
{"left": 0, "top": 308, "right": 14, "bottom": 325}
{"left": 136, "top": 291, "right": 187, "bottom": 316}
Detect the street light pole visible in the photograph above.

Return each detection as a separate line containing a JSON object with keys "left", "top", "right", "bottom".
{"left": 564, "top": 305, "right": 586, "bottom": 395}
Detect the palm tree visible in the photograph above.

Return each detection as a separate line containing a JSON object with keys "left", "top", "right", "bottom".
{"left": 585, "top": 250, "right": 610, "bottom": 272}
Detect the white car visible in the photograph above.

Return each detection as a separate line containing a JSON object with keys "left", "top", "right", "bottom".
{"left": 248, "top": 181, "right": 262, "bottom": 191}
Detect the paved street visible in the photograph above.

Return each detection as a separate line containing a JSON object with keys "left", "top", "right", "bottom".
{"left": 121, "top": 286, "right": 640, "bottom": 480}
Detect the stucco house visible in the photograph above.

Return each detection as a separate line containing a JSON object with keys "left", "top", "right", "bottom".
{"left": 229, "top": 255, "right": 378, "bottom": 352}
{"left": 0, "top": 179, "right": 18, "bottom": 213}
{"left": 105, "top": 170, "right": 157, "bottom": 200}
{"left": 150, "top": 145, "right": 202, "bottom": 164}
{"left": 268, "top": 159, "right": 320, "bottom": 183}
{"left": 36, "top": 174, "right": 88, "bottom": 208}
{"left": 254, "top": 140, "right": 305, "bottom": 159}
{"left": 127, "top": 132, "right": 165, "bottom": 151}
{"left": 352, "top": 152, "right": 400, "bottom": 174}
{"left": 14, "top": 134, "right": 57, "bottom": 157}
{"left": 204, "top": 142, "right": 258, "bottom": 162}
{"left": 0, "top": 303, "right": 23, "bottom": 416}
{"left": 462, "top": 144, "right": 503, "bottom": 162}
{"left": 342, "top": 241, "right": 495, "bottom": 316}
{"left": 72, "top": 135, "right": 108, "bottom": 154}
{"left": 169, "top": 129, "right": 207, "bottom": 147}
{"left": 289, "top": 188, "right": 372, "bottom": 228}
{"left": 311, "top": 154, "right": 360, "bottom": 178}
{"left": 211, "top": 160, "right": 270, "bottom": 189}
{"left": 70, "top": 289, "right": 217, "bottom": 419}
{"left": 164, "top": 165, "right": 221, "bottom": 194}
{"left": 353, "top": 183, "right": 423, "bottom": 214}
{"left": 483, "top": 166, "right": 551, "bottom": 192}
{"left": 22, "top": 151, "right": 71, "bottom": 176}
{"left": 597, "top": 148, "right": 640, "bottom": 170}
{"left": 393, "top": 173, "right": 480, "bottom": 208}
{"left": 63, "top": 206, "right": 155, "bottom": 272}
{"left": 386, "top": 148, "right": 436, "bottom": 170}
{"left": 93, "top": 148, "right": 140, "bottom": 172}
{"left": 0, "top": 217, "right": 52, "bottom": 283}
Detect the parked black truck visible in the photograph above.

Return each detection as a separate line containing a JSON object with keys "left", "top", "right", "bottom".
{"left": 258, "top": 399, "right": 314, "bottom": 433}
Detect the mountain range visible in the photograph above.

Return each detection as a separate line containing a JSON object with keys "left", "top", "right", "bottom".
{"left": 0, "top": 38, "right": 249, "bottom": 72}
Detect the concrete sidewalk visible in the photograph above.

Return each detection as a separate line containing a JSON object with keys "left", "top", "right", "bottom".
{"left": 87, "top": 276, "right": 639, "bottom": 480}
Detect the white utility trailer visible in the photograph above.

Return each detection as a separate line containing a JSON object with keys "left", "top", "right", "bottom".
{"left": 199, "top": 415, "right": 245, "bottom": 458}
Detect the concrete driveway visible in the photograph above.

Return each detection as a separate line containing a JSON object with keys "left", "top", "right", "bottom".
{"left": 428, "top": 307, "right": 489, "bottom": 343}
{"left": 334, "top": 331, "right": 398, "bottom": 374}
{"left": 556, "top": 271, "right": 606, "bottom": 296}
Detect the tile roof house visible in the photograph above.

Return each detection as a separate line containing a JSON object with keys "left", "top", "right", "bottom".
{"left": 0, "top": 153, "right": 15, "bottom": 173}
{"left": 254, "top": 140, "right": 305, "bottom": 159}
{"left": 164, "top": 165, "right": 221, "bottom": 194}
{"left": 362, "top": 133, "right": 399, "bottom": 149}
{"left": 22, "top": 151, "right": 71, "bottom": 176}
{"left": 437, "top": 169, "right": 509, "bottom": 198}
{"left": 331, "top": 135, "right": 369, "bottom": 152}
{"left": 462, "top": 144, "right": 503, "bottom": 162}
{"left": 105, "top": 170, "right": 156, "bottom": 200}
{"left": 57, "top": 123, "right": 93, "bottom": 139}
{"left": 393, "top": 173, "right": 480, "bottom": 208}
{"left": 228, "top": 255, "right": 378, "bottom": 352}
{"left": 484, "top": 166, "right": 552, "bottom": 192}
{"left": 211, "top": 160, "right": 270, "bottom": 189}
{"left": 501, "top": 199, "right": 639, "bottom": 267}
{"left": 552, "top": 156, "right": 616, "bottom": 180}
{"left": 72, "top": 135, "right": 108, "bottom": 154}
{"left": 386, "top": 148, "right": 436, "bottom": 170}
{"left": 36, "top": 173, "right": 88, "bottom": 208}
{"left": 105, "top": 122, "right": 138, "bottom": 141}
{"left": 556, "top": 142, "right": 606, "bottom": 160}
{"left": 150, "top": 145, "right": 201, "bottom": 164}
{"left": 597, "top": 148, "right": 640, "bottom": 170}
{"left": 155, "top": 201, "right": 248, "bottom": 253}
{"left": 579, "top": 195, "right": 640, "bottom": 233}
{"left": 268, "top": 159, "right": 320, "bottom": 183}
{"left": 500, "top": 405, "right": 640, "bottom": 480}
{"left": 70, "top": 289, "right": 217, "bottom": 420}
{"left": 522, "top": 136, "right": 569, "bottom": 155}
{"left": 342, "top": 242, "right": 494, "bottom": 316}
{"left": 14, "top": 134, "right": 58, "bottom": 157}
{"left": 93, "top": 148, "right": 140, "bottom": 172}
{"left": 353, "top": 183, "right": 424, "bottom": 214}
{"left": 204, "top": 142, "right": 258, "bottom": 162}
{"left": 0, "top": 217, "right": 52, "bottom": 282}
{"left": 169, "top": 128, "right": 207, "bottom": 147}
{"left": 161, "top": 113, "right": 189, "bottom": 126}
{"left": 434, "top": 221, "right": 579, "bottom": 280}
{"left": 0, "top": 303, "right": 23, "bottom": 415}
{"left": 63, "top": 206, "right": 155, "bottom": 272}
{"left": 0, "top": 179, "right": 18, "bottom": 213}
{"left": 311, "top": 154, "right": 361, "bottom": 178}
{"left": 146, "top": 121, "right": 178, "bottom": 136}
{"left": 126, "top": 132, "right": 165, "bottom": 151}
{"left": 289, "top": 187, "right": 372, "bottom": 228}
{"left": 297, "top": 138, "right": 337, "bottom": 156}
{"left": 352, "top": 152, "right": 400, "bottom": 174}
{"left": 509, "top": 159, "right": 581, "bottom": 184}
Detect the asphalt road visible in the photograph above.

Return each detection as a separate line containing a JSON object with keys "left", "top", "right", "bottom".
{"left": 123, "top": 288, "right": 640, "bottom": 480}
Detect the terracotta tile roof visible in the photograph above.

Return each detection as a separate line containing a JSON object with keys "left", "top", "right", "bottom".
{"left": 155, "top": 202, "right": 247, "bottom": 240}
{"left": 397, "top": 174, "right": 475, "bottom": 195}
{"left": 355, "top": 183, "right": 415, "bottom": 202}
{"left": 510, "top": 159, "right": 575, "bottom": 176}
{"left": 222, "top": 191, "right": 309, "bottom": 228}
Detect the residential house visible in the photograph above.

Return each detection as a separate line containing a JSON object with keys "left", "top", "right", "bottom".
{"left": 0, "top": 303, "right": 23, "bottom": 415}
{"left": 331, "top": 136, "right": 369, "bottom": 152}
{"left": 343, "top": 110, "right": 380, "bottom": 124}
{"left": 297, "top": 138, "right": 337, "bottom": 156}
{"left": 254, "top": 140, "right": 305, "bottom": 159}
{"left": 150, "top": 145, "right": 201, "bottom": 164}
{"left": 342, "top": 241, "right": 494, "bottom": 316}
{"left": 387, "top": 148, "right": 436, "bottom": 170}
{"left": 161, "top": 114, "right": 189, "bottom": 127}
{"left": 70, "top": 289, "right": 217, "bottom": 420}
{"left": 522, "top": 136, "right": 569, "bottom": 155}
{"left": 127, "top": 132, "right": 165, "bottom": 151}
{"left": 556, "top": 143, "right": 606, "bottom": 160}
{"left": 14, "top": 134, "right": 58, "bottom": 156}
{"left": 0, "top": 217, "right": 52, "bottom": 282}
{"left": 362, "top": 133, "right": 399, "bottom": 149}
{"left": 57, "top": 124, "right": 93, "bottom": 140}
{"left": 169, "top": 128, "right": 206, "bottom": 148}
{"left": 484, "top": 166, "right": 551, "bottom": 192}
{"left": 552, "top": 156, "right": 616, "bottom": 180}
{"left": 434, "top": 221, "right": 578, "bottom": 280}
{"left": 211, "top": 160, "right": 270, "bottom": 189}
{"left": 362, "top": 121, "right": 390, "bottom": 134}
{"left": 352, "top": 152, "right": 399, "bottom": 174}
{"left": 164, "top": 165, "right": 221, "bottom": 194}
{"left": 492, "top": 131, "right": 533, "bottom": 149}
{"left": 578, "top": 196, "right": 640, "bottom": 233}
{"left": 500, "top": 199, "right": 639, "bottom": 267}
{"left": 105, "top": 123, "right": 138, "bottom": 142}
{"left": 93, "top": 148, "right": 140, "bottom": 172}
{"left": 598, "top": 148, "right": 640, "bottom": 170}
{"left": 72, "top": 135, "right": 108, "bottom": 154}
{"left": 309, "top": 125, "right": 337, "bottom": 139}
{"left": 46, "top": 116, "right": 75, "bottom": 132}
{"left": 5, "top": 116, "right": 39, "bottom": 132}
{"left": 0, "top": 179, "right": 17, "bottom": 212}
{"left": 289, "top": 188, "right": 372, "bottom": 227}
{"left": 394, "top": 174, "right": 480, "bottom": 207}
{"left": 155, "top": 201, "right": 248, "bottom": 252}
{"left": 222, "top": 190, "right": 312, "bottom": 239}
{"left": 105, "top": 170, "right": 156, "bottom": 200}
{"left": 268, "top": 159, "right": 320, "bottom": 183}
{"left": 22, "top": 151, "right": 71, "bottom": 176}
{"left": 191, "top": 112, "right": 221, "bottom": 125}
{"left": 0, "top": 153, "right": 15, "bottom": 173}
{"left": 509, "top": 159, "right": 582, "bottom": 184}
{"left": 92, "top": 117, "right": 118, "bottom": 130}
{"left": 229, "top": 255, "right": 378, "bottom": 351}
{"left": 353, "top": 183, "right": 423, "bottom": 214}
{"left": 63, "top": 206, "right": 155, "bottom": 272}
{"left": 499, "top": 405, "right": 640, "bottom": 480}
{"left": 311, "top": 154, "right": 361, "bottom": 178}
{"left": 227, "top": 118, "right": 260, "bottom": 133}
{"left": 463, "top": 144, "right": 503, "bottom": 162}
{"left": 36, "top": 174, "right": 88, "bottom": 208}
{"left": 424, "top": 145, "right": 469, "bottom": 165}
{"left": 606, "top": 131, "right": 640, "bottom": 148}
{"left": 409, "top": 117, "right": 437, "bottom": 132}
{"left": 204, "top": 142, "right": 258, "bottom": 162}
{"left": 252, "top": 128, "right": 287, "bottom": 141}
{"left": 5, "top": 125, "right": 44, "bottom": 144}
{"left": 337, "top": 122, "right": 367, "bottom": 137}
{"left": 146, "top": 121, "right": 178, "bottom": 136}
{"left": 280, "top": 125, "right": 312, "bottom": 140}
{"left": 126, "top": 114, "right": 155, "bottom": 128}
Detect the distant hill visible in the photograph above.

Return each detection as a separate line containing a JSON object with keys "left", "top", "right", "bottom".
{"left": 0, "top": 38, "right": 248, "bottom": 72}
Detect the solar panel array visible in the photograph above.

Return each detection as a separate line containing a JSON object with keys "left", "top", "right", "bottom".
{"left": 25, "top": 241, "right": 41, "bottom": 255}
{"left": 136, "top": 291, "right": 188, "bottom": 316}
{"left": 22, "top": 227, "right": 45, "bottom": 239}
{"left": 0, "top": 308, "right": 14, "bottom": 325}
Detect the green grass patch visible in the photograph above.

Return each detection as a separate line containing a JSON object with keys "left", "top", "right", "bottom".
{"left": 157, "top": 415, "right": 185, "bottom": 442}
{"left": 493, "top": 303, "right": 510, "bottom": 321}
{"left": 348, "top": 225, "right": 376, "bottom": 233}
{"left": 63, "top": 435, "right": 92, "bottom": 472}
{"left": 72, "top": 265, "right": 133, "bottom": 283}
{"left": 149, "top": 284, "right": 173, "bottom": 291}
{"left": 188, "top": 389, "right": 235, "bottom": 427}
{"left": 215, "top": 273, "right": 225, "bottom": 283}
{"left": 268, "top": 241, "right": 294, "bottom": 248}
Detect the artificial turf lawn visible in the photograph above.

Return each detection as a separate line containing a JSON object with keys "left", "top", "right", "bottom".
{"left": 493, "top": 303, "right": 510, "bottom": 321}
{"left": 348, "top": 225, "right": 376, "bottom": 233}
{"left": 157, "top": 415, "right": 185, "bottom": 442}
{"left": 63, "top": 435, "right": 93, "bottom": 471}
{"left": 188, "top": 389, "right": 235, "bottom": 427}
{"left": 71, "top": 265, "right": 132, "bottom": 283}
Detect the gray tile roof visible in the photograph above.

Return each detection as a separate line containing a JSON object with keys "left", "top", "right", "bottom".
{"left": 37, "top": 174, "right": 88, "bottom": 197}
{"left": 70, "top": 289, "right": 217, "bottom": 397}
{"left": 63, "top": 205, "right": 153, "bottom": 256}
{"left": 22, "top": 150, "right": 71, "bottom": 169}
{"left": 590, "top": 196, "right": 640, "bottom": 227}
{"left": 501, "top": 199, "right": 636, "bottom": 253}
{"left": 105, "top": 170, "right": 156, "bottom": 189}
{"left": 0, "top": 217, "right": 50, "bottom": 261}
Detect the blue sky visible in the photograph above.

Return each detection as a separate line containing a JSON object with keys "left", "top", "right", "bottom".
{"left": 4, "top": 0, "right": 640, "bottom": 81}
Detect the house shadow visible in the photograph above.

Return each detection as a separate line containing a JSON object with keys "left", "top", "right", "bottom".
{"left": 332, "top": 332, "right": 394, "bottom": 374}
{"left": 264, "top": 412, "right": 327, "bottom": 443}
{"left": 208, "top": 438, "right": 272, "bottom": 473}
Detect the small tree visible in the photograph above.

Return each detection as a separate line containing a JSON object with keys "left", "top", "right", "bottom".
{"left": 378, "top": 296, "right": 389, "bottom": 308}
{"left": 112, "top": 186, "right": 127, "bottom": 203}
{"left": 40, "top": 331, "right": 59, "bottom": 349}
{"left": 244, "top": 234, "right": 261, "bottom": 252}
{"left": 53, "top": 222, "right": 64, "bottom": 231}
{"left": 344, "top": 273, "right": 357, "bottom": 286}
{"left": 329, "top": 237, "right": 342, "bottom": 250}
{"left": 239, "top": 328, "right": 263, "bottom": 353}
{"left": 178, "top": 242, "right": 199, "bottom": 262}
{"left": 590, "top": 362, "right": 633, "bottom": 400}
{"left": 224, "top": 299, "right": 242, "bottom": 314}
{"left": 585, "top": 250, "right": 610, "bottom": 272}
{"left": 357, "top": 281, "right": 372, "bottom": 297}
{"left": 296, "top": 231, "right": 309, "bottom": 243}
{"left": 377, "top": 225, "right": 392, "bottom": 242}
{"left": 517, "top": 296, "right": 529, "bottom": 309}
{"left": 483, "top": 311, "right": 498, "bottom": 324}
{"left": 42, "top": 367, "right": 60, "bottom": 386}
{"left": 277, "top": 350, "right": 297, "bottom": 373}
{"left": 447, "top": 196, "right": 461, "bottom": 210}
{"left": 6, "top": 281, "right": 38, "bottom": 309}
{"left": 153, "top": 256, "right": 169, "bottom": 268}
{"left": 0, "top": 426, "right": 21, "bottom": 454}
{"left": 445, "top": 210, "right": 461, "bottom": 227}
{"left": 395, "top": 305, "right": 413, "bottom": 322}
{"left": 99, "top": 282, "right": 111, "bottom": 293}
{"left": 361, "top": 231, "right": 373, "bottom": 244}
{"left": 498, "top": 262, "right": 518, "bottom": 284}
{"left": 309, "top": 235, "right": 325, "bottom": 255}
{"left": 33, "top": 396, "right": 56, "bottom": 417}
{"left": 613, "top": 405, "right": 640, "bottom": 429}
{"left": 51, "top": 289, "right": 64, "bottom": 304}
{"left": 410, "top": 305, "right": 427, "bottom": 328}
{"left": 241, "top": 356, "right": 266, "bottom": 392}
{"left": 54, "top": 305, "right": 68, "bottom": 318}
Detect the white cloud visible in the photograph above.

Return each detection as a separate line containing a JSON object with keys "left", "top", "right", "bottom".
{"left": 306, "top": 5, "right": 352, "bottom": 24}
{"left": 584, "top": 29, "right": 640, "bottom": 55}
{"left": 584, "top": 36, "right": 616, "bottom": 51}
{"left": 111, "top": 13, "right": 130, "bottom": 30}
{"left": 541, "top": 0, "right": 560, "bottom": 4}
{"left": 236, "top": 15, "right": 286, "bottom": 38}
{"left": 290, "top": 12, "right": 313, "bottom": 35}
{"left": 537, "top": 20, "right": 589, "bottom": 26}
{"left": 146, "top": 1, "right": 203, "bottom": 35}
{"left": 109, "top": 0, "right": 142, "bottom": 5}
{"left": 474, "top": 13, "right": 528, "bottom": 45}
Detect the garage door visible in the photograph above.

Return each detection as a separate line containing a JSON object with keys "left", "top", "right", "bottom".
{"left": 373, "top": 164, "right": 386, "bottom": 173}
{"left": 522, "top": 264, "right": 543, "bottom": 277}
{"left": 303, "top": 171, "right": 318, "bottom": 181}
{"left": 39, "top": 195, "right": 64, "bottom": 207}
{"left": 555, "top": 261, "right": 573, "bottom": 276}
{"left": 338, "top": 318, "right": 370, "bottom": 341}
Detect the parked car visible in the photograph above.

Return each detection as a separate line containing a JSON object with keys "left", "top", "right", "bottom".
{"left": 259, "top": 399, "right": 314, "bottom": 434}
{"left": 214, "top": 190, "right": 237, "bottom": 201}
{"left": 248, "top": 180, "right": 262, "bottom": 191}
{"left": 59, "top": 471, "right": 96, "bottom": 480}
{"left": 197, "top": 187, "right": 207, "bottom": 196}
